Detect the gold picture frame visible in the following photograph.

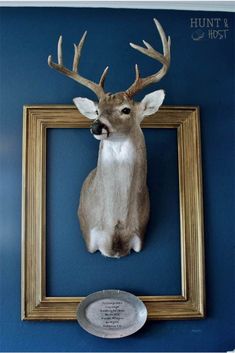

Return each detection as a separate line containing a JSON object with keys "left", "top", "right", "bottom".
{"left": 21, "top": 105, "right": 205, "bottom": 320}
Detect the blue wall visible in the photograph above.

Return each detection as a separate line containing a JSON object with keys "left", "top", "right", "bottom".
{"left": 0, "top": 7, "right": 234, "bottom": 352}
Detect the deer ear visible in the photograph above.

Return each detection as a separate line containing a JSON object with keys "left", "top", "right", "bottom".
{"left": 73, "top": 97, "right": 98, "bottom": 120}
{"left": 141, "top": 89, "right": 165, "bottom": 118}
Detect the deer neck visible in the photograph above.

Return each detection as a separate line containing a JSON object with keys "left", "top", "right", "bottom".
{"left": 94, "top": 125, "right": 146, "bottom": 225}
{"left": 97, "top": 125, "right": 145, "bottom": 172}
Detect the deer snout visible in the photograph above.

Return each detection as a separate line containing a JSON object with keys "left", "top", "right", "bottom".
{"left": 90, "top": 120, "right": 110, "bottom": 140}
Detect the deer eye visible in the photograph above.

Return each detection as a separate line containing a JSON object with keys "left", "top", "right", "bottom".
{"left": 121, "top": 107, "right": 131, "bottom": 114}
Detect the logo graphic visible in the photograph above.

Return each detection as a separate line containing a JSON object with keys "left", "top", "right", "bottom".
{"left": 190, "top": 18, "right": 229, "bottom": 41}
{"left": 191, "top": 29, "right": 205, "bottom": 41}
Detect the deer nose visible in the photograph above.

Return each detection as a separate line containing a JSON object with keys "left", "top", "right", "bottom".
{"left": 91, "top": 120, "right": 106, "bottom": 135}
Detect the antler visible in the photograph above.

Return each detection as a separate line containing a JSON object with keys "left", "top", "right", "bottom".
{"left": 48, "top": 31, "right": 109, "bottom": 99}
{"left": 126, "top": 19, "right": 171, "bottom": 98}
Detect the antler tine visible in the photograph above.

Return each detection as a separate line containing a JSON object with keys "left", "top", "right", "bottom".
{"left": 126, "top": 18, "right": 171, "bottom": 98}
{"left": 130, "top": 64, "right": 140, "bottom": 87}
{"left": 48, "top": 32, "right": 107, "bottom": 99}
{"left": 73, "top": 31, "right": 87, "bottom": 72}
{"left": 99, "top": 66, "right": 109, "bottom": 88}
{"left": 58, "top": 35, "right": 63, "bottom": 65}
{"left": 135, "top": 64, "right": 140, "bottom": 80}
{"left": 154, "top": 18, "right": 170, "bottom": 58}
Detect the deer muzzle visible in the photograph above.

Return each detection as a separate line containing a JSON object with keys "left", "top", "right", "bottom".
{"left": 90, "top": 120, "right": 110, "bottom": 140}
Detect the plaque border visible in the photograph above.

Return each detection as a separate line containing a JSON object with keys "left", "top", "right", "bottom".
{"left": 21, "top": 105, "right": 205, "bottom": 320}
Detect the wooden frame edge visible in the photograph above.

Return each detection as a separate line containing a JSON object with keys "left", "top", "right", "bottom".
{"left": 21, "top": 105, "right": 205, "bottom": 321}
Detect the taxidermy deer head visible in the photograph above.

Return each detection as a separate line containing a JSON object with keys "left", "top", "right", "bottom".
{"left": 48, "top": 19, "right": 171, "bottom": 258}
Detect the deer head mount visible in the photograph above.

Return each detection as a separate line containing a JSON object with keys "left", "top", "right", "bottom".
{"left": 48, "top": 19, "right": 171, "bottom": 258}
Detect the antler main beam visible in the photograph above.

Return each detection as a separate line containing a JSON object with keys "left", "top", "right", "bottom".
{"left": 126, "top": 18, "right": 171, "bottom": 98}
{"left": 48, "top": 32, "right": 109, "bottom": 99}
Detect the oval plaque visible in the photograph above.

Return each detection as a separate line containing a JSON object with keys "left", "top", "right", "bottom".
{"left": 77, "top": 289, "right": 147, "bottom": 338}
